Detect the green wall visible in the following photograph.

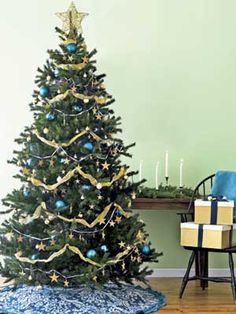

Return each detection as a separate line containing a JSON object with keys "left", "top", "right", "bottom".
{"left": 96, "top": 0, "right": 236, "bottom": 269}
{"left": 1, "top": 0, "right": 236, "bottom": 269}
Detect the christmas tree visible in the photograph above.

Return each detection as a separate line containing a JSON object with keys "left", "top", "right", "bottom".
{"left": 0, "top": 2, "right": 162, "bottom": 287}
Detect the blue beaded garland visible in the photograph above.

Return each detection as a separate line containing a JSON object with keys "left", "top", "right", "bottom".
{"left": 86, "top": 249, "right": 96, "bottom": 259}
{"left": 46, "top": 112, "right": 55, "bottom": 121}
{"left": 83, "top": 142, "right": 94, "bottom": 151}
{"left": 66, "top": 43, "right": 77, "bottom": 53}
{"left": 100, "top": 245, "right": 109, "bottom": 253}
{"left": 73, "top": 104, "right": 83, "bottom": 113}
{"left": 142, "top": 244, "right": 151, "bottom": 255}
{"left": 39, "top": 86, "right": 49, "bottom": 98}
{"left": 25, "top": 158, "right": 33, "bottom": 168}
{"left": 55, "top": 200, "right": 66, "bottom": 209}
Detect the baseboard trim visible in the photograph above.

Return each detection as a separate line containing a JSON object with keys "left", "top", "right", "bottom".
{"left": 148, "top": 268, "right": 233, "bottom": 278}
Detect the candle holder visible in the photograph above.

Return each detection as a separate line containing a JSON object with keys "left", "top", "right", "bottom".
{"left": 165, "top": 177, "right": 169, "bottom": 187}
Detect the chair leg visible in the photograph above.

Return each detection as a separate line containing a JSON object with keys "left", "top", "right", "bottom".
{"left": 195, "top": 250, "right": 200, "bottom": 277}
{"left": 200, "top": 250, "right": 209, "bottom": 290}
{"left": 228, "top": 252, "right": 236, "bottom": 304}
{"left": 179, "top": 251, "right": 196, "bottom": 298}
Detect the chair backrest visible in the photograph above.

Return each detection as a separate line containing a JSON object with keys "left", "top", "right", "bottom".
{"left": 187, "top": 174, "right": 215, "bottom": 213}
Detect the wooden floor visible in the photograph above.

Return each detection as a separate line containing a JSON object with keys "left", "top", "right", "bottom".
{"left": 149, "top": 278, "right": 236, "bottom": 313}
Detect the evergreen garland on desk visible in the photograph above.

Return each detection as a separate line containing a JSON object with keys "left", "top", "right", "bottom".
{"left": 138, "top": 185, "right": 197, "bottom": 199}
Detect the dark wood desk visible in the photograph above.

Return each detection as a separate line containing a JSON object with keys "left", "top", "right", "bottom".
{"left": 132, "top": 198, "right": 210, "bottom": 291}
{"left": 132, "top": 198, "right": 190, "bottom": 210}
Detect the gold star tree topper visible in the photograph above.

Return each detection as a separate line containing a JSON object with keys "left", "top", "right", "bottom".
{"left": 56, "top": 2, "right": 88, "bottom": 36}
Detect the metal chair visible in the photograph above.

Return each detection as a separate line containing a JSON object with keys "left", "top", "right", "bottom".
{"left": 178, "top": 174, "right": 236, "bottom": 303}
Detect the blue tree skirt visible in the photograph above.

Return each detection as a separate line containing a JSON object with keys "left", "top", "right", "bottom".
{"left": 0, "top": 282, "right": 166, "bottom": 314}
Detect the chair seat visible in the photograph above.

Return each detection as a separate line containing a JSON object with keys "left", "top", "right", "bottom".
{"left": 183, "top": 246, "right": 236, "bottom": 253}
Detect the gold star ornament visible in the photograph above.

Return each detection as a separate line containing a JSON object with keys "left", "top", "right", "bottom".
{"left": 64, "top": 279, "right": 69, "bottom": 287}
{"left": 56, "top": 2, "right": 88, "bottom": 35}
{"left": 36, "top": 242, "right": 46, "bottom": 251}
{"left": 101, "top": 161, "right": 110, "bottom": 170}
{"left": 50, "top": 272, "right": 59, "bottom": 283}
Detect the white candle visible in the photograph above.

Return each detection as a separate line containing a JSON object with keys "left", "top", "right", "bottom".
{"left": 165, "top": 151, "right": 169, "bottom": 178}
{"left": 155, "top": 161, "right": 160, "bottom": 190}
{"left": 179, "top": 159, "right": 184, "bottom": 187}
{"left": 139, "top": 160, "right": 143, "bottom": 181}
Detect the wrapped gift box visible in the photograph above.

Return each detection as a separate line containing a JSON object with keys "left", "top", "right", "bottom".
{"left": 180, "top": 222, "right": 236, "bottom": 249}
{"left": 194, "top": 199, "right": 234, "bottom": 225}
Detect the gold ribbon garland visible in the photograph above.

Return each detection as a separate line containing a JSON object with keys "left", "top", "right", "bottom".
{"left": 15, "top": 244, "right": 101, "bottom": 267}
{"left": 27, "top": 202, "right": 127, "bottom": 227}
{"left": 30, "top": 166, "right": 79, "bottom": 191}
{"left": 30, "top": 166, "right": 126, "bottom": 191}
{"left": 48, "top": 89, "right": 107, "bottom": 105}
{"left": 55, "top": 63, "right": 86, "bottom": 71}
{"left": 77, "top": 166, "right": 126, "bottom": 188}
{"left": 106, "top": 245, "right": 135, "bottom": 265}
{"left": 15, "top": 243, "right": 134, "bottom": 267}
{"left": 56, "top": 203, "right": 128, "bottom": 226}
{"left": 34, "top": 128, "right": 102, "bottom": 149}
{"left": 56, "top": 203, "right": 112, "bottom": 226}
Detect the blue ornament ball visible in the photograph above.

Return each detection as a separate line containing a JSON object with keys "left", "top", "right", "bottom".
{"left": 100, "top": 245, "right": 109, "bottom": 253}
{"left": 39, "top": 86, "right": 49, "bottom": 98}
{"left": 46, "top": 112, "right": 55, "bottom": 121}
{"left": 59, "top": 158, "right": 65, "bottom": 164}
{"left": 54, "top": 69, "right": 60, "bottom": 77}
{"left": 73, "top": 104, "right": 83, "bottom": 113}
{"left": 25, "top": 158, "right": 33, "bottom": 168}
{"left": 142, "top": 244, "right": 151, "bottom": 255}
{"left": 55, "top": 200, "right": 66, "bottom": 210}
{"left": 116, "top": 210, "right": 122, "bottom": 217}
{"left": 32, "top": 253, "right": 40, "bottom": 260}
{"left": 83, "top": 142, "right": 94, "bottom": 151}
{"left": 82, "top": 184, "right": 91, "bottom": 191}
{"left": 23, "top": 189, "right": 30, "bottom": 198}
{"left": 86, "top": 249, "right": 96, "bottom": 259}
{"left": 66, "top": 43, "right": 77, "bottom": 53}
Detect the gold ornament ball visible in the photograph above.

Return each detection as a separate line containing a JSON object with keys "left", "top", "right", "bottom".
{"left": 57, "top": 176, "right": 62, "bottom": 183}
{"left": 96, "top": 183, "right": 102, "bottom": 190}
{"left": 44, "top": 219, "right": 50, "bottom": 225}
{"left": 28, "top": 275, "right": 33, "bottom": 281}
{"left": 83, "top": 98, "right": 89, "bottom": 103}
{"left": 43, "top": 128, "right": 49, "bottom": 134}
{"left": 48, "top": 215, "right": 54, "bottom": 221}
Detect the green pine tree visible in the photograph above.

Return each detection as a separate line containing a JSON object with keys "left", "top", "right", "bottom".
{"left": 0, "top": 2, "right": 162, "bottom": 287}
